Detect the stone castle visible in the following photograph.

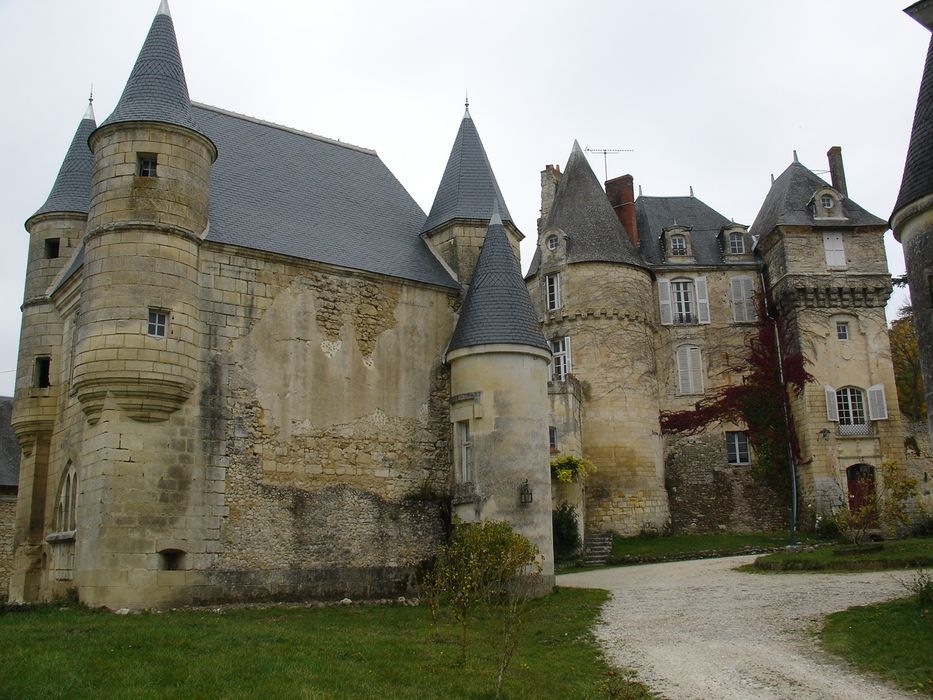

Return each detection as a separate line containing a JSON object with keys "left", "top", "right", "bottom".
{"left": 8, "top": 2, "right": 926, "bottom": 608}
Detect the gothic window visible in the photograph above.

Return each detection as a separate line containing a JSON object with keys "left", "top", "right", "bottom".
{"left": 148, "top": 309, "right": 168, "bottom": 337}
{"left": 676, "top": 345, "right": 704, "bottom": 395}
{"left": 728, "top": 232, "right": 745, "bottom": 254}
{"left": 730, "top": 276, "right": 756, "bottom": 323}
{"left": 456, "top": 421, "right": 472, "bottom": 483}
{"left": 670, "top": 235, "right": 687, "bottom": 256}
{"left": 137, "top": 154, "right": 158, "bottom": 177}
{"left": 726, "top": 431, "right": 750, "bottom": 464}
{"left": 823, "top": 232, "right": 846, "bottom": 268}
{"left": 545, "top": 273, "right": 562, "bottom": 311}
{"left": 53, "top": 462, "right": 77, "bottom": 534}
{"left": 550, "top": 337, "right": 571, "bottom": 381}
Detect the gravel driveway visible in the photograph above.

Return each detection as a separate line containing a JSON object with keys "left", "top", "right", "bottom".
{"left": 559, "top": 555, "right": 925, "bottom": 699}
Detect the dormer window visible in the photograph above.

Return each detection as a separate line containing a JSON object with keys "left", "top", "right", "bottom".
{"left": 137, "top": 154, "right": 158, "bottom": 177}
{"left": 728, "top": 232, "right": 745, "bottom": 255}
{"left": 670, "top": 235, "right": 687, "bottom": 256}
{"left": 821, "top": 194, "right": 833, "bottom": 210}
{"left": 546, "top": 235, "right": 559, "bottom": 251}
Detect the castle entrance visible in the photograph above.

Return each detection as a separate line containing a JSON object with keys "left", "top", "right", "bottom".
{"left": 846, "top": 463, "right": 876, "bottom": 516}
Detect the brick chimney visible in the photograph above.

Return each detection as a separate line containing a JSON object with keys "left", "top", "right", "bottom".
{"left": 827, "top": 146, "right": 848, "bottom": 196}
{"left": 605, "top": 174, "right": 638, "bottom": 247}
{"left": 539, "top": 164, "right": 562, "bottom": 232}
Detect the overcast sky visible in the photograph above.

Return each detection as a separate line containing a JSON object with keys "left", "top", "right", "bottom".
{"left": 0, "top": 0, "right": 928, "bottom": 396}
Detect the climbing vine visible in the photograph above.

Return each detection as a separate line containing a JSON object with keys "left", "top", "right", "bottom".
{"left": 659, "top": 302, "right": 813, "bottom": 488}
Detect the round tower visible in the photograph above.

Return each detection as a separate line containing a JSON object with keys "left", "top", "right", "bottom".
{"left": 73, "top": 3, "right": 216, "bottom": 423}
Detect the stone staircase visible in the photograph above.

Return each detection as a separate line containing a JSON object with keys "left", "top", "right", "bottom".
{"left": 582, "top": 530, "right": 613, "bottom": 567}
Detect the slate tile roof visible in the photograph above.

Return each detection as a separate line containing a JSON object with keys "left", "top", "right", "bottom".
{"left": 422, "top": 107, "right": 512, "bottom": 234}
{"left": 635, "top": 195, "right": 736, "bottom": 266}
{"left": 29, "top": 108, "right": 96, "bottom": 221}
{"left": 449, "top": 205, "right": 549, "bottom": 353}
{"left": 893, "top": 36, "right": 933, "bottom": 217}
{"left": 749, "top": 161, "right": 886, "bottom": 241}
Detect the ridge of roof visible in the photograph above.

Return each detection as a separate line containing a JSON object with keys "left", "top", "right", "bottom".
{"left": 893, "top": 36, "right": 933, "bottom": 217}
{"left": 422, "top": 110, "right": 512, "bottom": 234}
{"left": 449, "top": 203, "right": 549, "bottom": 353}
{"left": 29, "top": 107, "right": 97, "bottom": 222}
{"left": 750, "top": 160, "right": 886, "bottom": 240}
{"left": 193, "top": 102, "right": 376, "bottom": 156}
{"left": 536, "top": 140, "right": 646, "bottom": 271}
{"left": 98, "top": 3, "right": 210, "bottom": 149}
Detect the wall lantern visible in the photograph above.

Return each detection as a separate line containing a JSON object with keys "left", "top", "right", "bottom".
{"left": 519, "top": 479, "right": 533, "bottom": 506}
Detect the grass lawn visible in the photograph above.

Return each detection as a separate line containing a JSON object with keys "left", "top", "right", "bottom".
{"left": 605, "top": 530, "right": 810, "bottom": 566}
{"left": 749, "top": 537, "right": 933, "bottom": 572}
{"left": 0, "top": 587, "right": 651, "bottom": 700}
{"left": 822, "top": 594, "right": 933, "bottom": 696}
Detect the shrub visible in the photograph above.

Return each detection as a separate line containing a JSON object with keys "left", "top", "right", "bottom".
{"left": 551, "top": 455, "right": 595, "bottom": 484}
{"left": 835, "top": 461, "right": 918, "bottom": 546}
{"left": 552, "top": 503, "right": 581, "bottom": 562}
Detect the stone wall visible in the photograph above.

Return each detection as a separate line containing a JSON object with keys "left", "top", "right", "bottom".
{"left": 665, "top": 432, "right": 786, "bottom": 533}
{"left": 904, "top": 420, "right": 933, "bottom": 517}
{"left": 0, "top": 496, "right": 15, "bottom": 600}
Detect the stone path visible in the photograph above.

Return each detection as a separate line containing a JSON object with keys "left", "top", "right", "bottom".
{"left": 559, "top": 555, "right": 926, "bottom": 699}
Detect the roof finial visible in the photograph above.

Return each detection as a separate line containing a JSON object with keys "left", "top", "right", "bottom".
{"left": 770, "top": 173, "right": 775, "bottom": 185}
{"left": 793, "top": 149, "right": 799, "bottom": 163}
{"left": 464, "top": 90, "right": 470, "bottom": 118}
{"left": 84, "top": 86, "right": 96, "bottom": 120}
{"left": 638, "top": 185, "right": 643, "bottom": 197}
{"left": 689, "top": 185, "right": 694, "bottom": 197}
{"left": 157, "top": 0, "right": 172, "bottom": 17}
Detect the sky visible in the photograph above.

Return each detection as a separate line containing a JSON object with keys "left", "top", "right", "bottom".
{"left": 0, "top": 0, "right": 928, "bottom": 396}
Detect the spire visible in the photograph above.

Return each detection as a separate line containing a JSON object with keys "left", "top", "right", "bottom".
{"left": 421, "top": 107, "right": 512, "bottom": 233}
{"left": 893, "top": 36, "right": 933, "bottom": 217}
{"left": 448, "top": 202, "right": 548, "bottom": 353}
{"left": 84, "top": 88, "right": 95, "bottom": 120}
{"left": 29, "top": 104, "right": 97, "bottom": 222}
{"left": 98, "top": 0, "right": 207, "bottom": 144}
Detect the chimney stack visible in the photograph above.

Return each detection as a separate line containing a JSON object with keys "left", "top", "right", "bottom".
{"left": 539, "top": 164, "right": 562, "bottom": 232}
{"left": 605, "top": 174, "right": 639, "bottom": 247}
{"left": 827, "top": 146, "right": 848, "bottom": 196}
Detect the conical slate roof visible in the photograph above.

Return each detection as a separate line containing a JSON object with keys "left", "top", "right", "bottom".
{"left": 99, "top": 1, "right": 209, "bottom": 147}
{"left": 893, "top": 36, "right": 933, "bottom": 218}
{"left": 422, "top": 107, "right": 512, "bottom": 233}
{"left": 449, "top": 204, "right": 549, "bottom": 353}
{"left": 749, "top": 160, "right": 885, "bottom": 241}
{"left": 528, "top": 141, "right": 645, "bottom": 276}
{"left": 29, "top": 103, "right": 97, "bottom": 221}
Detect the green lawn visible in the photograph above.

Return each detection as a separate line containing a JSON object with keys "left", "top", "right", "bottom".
{"left": 750, "top": 537, "right": 933, "bottom": 572}
{"left": 0, "top": 588, "right": 650, "bottom": 700}
{"left": 822, "top": 595, "right": 933, "bottom": 696}
{"left": 607, "top": 531, "right": 808, "bottom": 565}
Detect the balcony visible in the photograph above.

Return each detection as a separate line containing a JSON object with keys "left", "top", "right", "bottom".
{"left": 837, "top": 422, "right": 874, "bottom": 437}
{"left": 672, "top": 312, "right": 697, "bottom": 325}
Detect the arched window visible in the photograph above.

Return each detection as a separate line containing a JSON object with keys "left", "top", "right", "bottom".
{"left": 836, "top": 387, "right": 867, "bottom": 434}
{"left": 52, "top": 462, "right": 77, "bottom": 534}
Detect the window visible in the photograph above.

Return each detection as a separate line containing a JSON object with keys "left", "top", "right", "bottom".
{"left": 546, "top": 235, "right": 559, "bottom": 250}
{"left": 836, "top": 322, "right": 849, "bottom": 340}
{"left": 137, "top": 154, "right": 158, "bottom": 177}
{"left": 550, "top": 337, "right": 571, "bottom": 381}
{"left": 676, "top": 345, "right": 704, "bottom": 395}
{"left": 821, "top": 194, "right": 834, "bottom": 210}
{"left": 730, "top": 276, "right": 757, "bottom": 323}
{"left": 823, "top": 232, "right": 846, "bottom": 268}
{"left": 835, "top": 387, "right": 868, "bottom": 435}
{"left": 728, "top": 232, "right": 745, "bottom": 255}
{"left": 658, "top": 278, "right": 710, "bottom": 325}
{"left": 147, "top": 309, "right": 168, "bottom": 337}
{"left": 53, "top": 462, "right": 77, "bottom": 533}
{"left": 545, "top": 273, "right": 562, "bottom": 311}
{"left": 726, "top": 431, "right": 750, "bottom": 465}
{"left": 34, "top": 356, "right": 51, "bottom": 388}
{"left": 44, "top": 238, "right": 60, "bottom": 259}
{"left": 457, "top": 421, "right": 473, "bottom": 483}
{"left": 549, "top": 426, "right": 558, "bottom": 453}
{"left": 670, "top": 235, "right": 687, "bottom": 256}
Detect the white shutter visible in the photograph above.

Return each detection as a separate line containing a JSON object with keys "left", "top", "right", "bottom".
{"left": 565, "top": 336, "right": 572, "bottom": 375}
{"left": 695, "top": 277, "right": 710, "bottom": 324}
{"left": 690, "top": 346, "right": 704, "bottom": 393}
{"left": 823, "top": 233, "right": 846, "bottom": 268}
{"left": 658, "top": 279, "right": 673, "bottom": 325}
{"left": 730, "top": 277, "right": 744, "bottom": 322}
{"left": 825, "top": 385, "right": 838, "bottom": 421}
{"left": 867, "top": 384, "right": 888, "bottom": 420}
{"left": 677, "top": 346, "right": 691, "bottom": 394}
{"left": 742, "top": 277, "right": 757, "bottom": 321}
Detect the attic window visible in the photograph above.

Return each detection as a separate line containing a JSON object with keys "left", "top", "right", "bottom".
{"left": 546, "top": 235, "right": 559, "bottom": 250}
{"left": 44, "top": 238, "right": 60, "bottom": 259}
{"left": 137, "top": 154, "right": 158, "bottom": 178}
{"left": 728, "top": 232, "right": 745, "bottom": 255}
{"left": 670, "top": 235, "right": 687, "bottom": 256}
{"left": 821, "top": 194, "right": 833, "bottom": 210}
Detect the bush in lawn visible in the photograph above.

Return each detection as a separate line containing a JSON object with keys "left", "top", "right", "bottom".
{"left": 552, "top": 503, "right": 581, "bottom": 563}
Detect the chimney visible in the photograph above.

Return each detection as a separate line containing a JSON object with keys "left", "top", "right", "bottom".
{"left": 827, "top": 146, "right": 848, "bottom": 196}
{"left": 539, "top": 164, "right": 562, "bottom": 233}
{"left": 605, "top": 174, "right": 639, "bottom": 247}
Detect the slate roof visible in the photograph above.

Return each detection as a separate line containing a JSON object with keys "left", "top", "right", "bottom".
{"left": 0, "top": 397, "right": 20, "bottom": 489}
{"left": 750, "top": 161, "right": 886, "bottom": 241}
{"left": 29, "top": 106, "right": 96, "bottom": 222}
{"left": 194, "top": 105, "right": 457, "bottom": 288}
{"left": 527, "top": 141, "right": 645, "bottom": 277}
{"left": 98, "top": 3, "right": 211, "bottom": 150}
{"left": 422, "top": 107, "right": 512, "bottom": 234}
{"left": 635, "top": 195, "right": 735, "bottom": 266}
{"left": 893, "top": 36, "right": 933, "bottom": 217}
{"left": 449, "top": 205, "right": 549, "bottom": 353}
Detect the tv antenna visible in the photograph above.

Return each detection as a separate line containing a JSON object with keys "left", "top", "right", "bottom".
{"left": 584, "top": 146, "right": 634, "bottom": 181}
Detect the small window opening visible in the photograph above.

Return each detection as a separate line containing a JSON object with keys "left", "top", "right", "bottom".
{"left": 148, "top": 309, "right": 168, "bottom": 337}
{"left": 137, "top": 154, "right": 158, "bottom": 178}
{"left": 44, "top": 238, "right": 60, "bottom": 259}
{"left": 728, "top": 232, "right": 744, "bottom": 255}
{"left": 546, "top": 235, "right": 559, "bottom": 250}
{"left": 836, "top": 322, "right": 849, "bottom": 340}
{"left": 821, "top": 194, "right": 834, "bottom": 210}
{"left": 670, "top": 235, "right": 687, "bottom": 256}
{"left": 457, "top": 421, "right": 473, "bottom": 483}
{"left": 35, "top": 356, "right": 51, "bottom": 388}
{"left": 549, "top": 426, "right": 558, "bottom": 452}
{"left": 158, "top": 549, "right": 186, "bottom": 571}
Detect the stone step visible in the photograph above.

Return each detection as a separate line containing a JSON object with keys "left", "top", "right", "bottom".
{"left": 582, "top": 530, "right": 614, "bottom": 566}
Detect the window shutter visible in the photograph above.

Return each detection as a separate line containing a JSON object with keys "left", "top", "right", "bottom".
{"left": 658, "top": 279, "right": 673, "bottom": 325}
{"left": 695, "top": 277, "right": 710, "bottom": 324}
{"left": 689, "top": 346, "right": 704, "bottom": 393}
{"left": 825, "top": 385, "right": 838, "bottom": 421}
{"left": 823, "top": 233, "right": 846, "bottom": 267}
{"left": 867, "top": 384, "right": 888, "bottom": 420}
{"left": 565, "top": 336, "right": 572, "bottom": 375}
{"left": 730, "top": 278, "right": 744, "bottom": 322}
{"left": 677, "top": 346, "right": 690, "bottom": 394}
{"left": 742, "top": 277, "right": 757, "bottom": 321}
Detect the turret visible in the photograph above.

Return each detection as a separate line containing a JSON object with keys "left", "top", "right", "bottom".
{"left": 74, "top": 0, "right": 216, "bottom": 423}
{"left": 447, "top": 203, "right": 554, "bottom": 589}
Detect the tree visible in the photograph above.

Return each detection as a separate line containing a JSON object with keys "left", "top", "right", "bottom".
{"left": 889, "top": 305, "right": 927, "bottom": 423}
